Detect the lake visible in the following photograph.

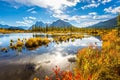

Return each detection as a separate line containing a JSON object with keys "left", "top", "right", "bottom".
{"left": 0, "top": 33, "right": 102, "bottom": 57}
{"left": 0, "top": 33, "right": 102, "bottom": 80}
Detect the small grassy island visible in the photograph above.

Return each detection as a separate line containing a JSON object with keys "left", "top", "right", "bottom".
{"left": 25, "top": 37, "right": 51, "bottom": 49}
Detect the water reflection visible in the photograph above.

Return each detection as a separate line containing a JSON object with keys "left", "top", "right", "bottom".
{"left": 0, "top": 33, "right": 102, "bottom": 58}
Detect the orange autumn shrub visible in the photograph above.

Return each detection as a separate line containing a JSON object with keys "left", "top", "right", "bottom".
{"left": 34, "top": 29, "right": 120, "bottom": 80}
{"left": 33, "top": 77, "right": 39, "bottom": 80}
{"left": 102, "top": 29, "right": 120, "bottom": 58}
{"left": 75, "top": 29, "right": 120, "bottom": 80}
{"left": 76, "top": 47, "right": 101, "bottom": 80}
{"left": 44, "top": 66, "right": 92, "bottom": 80}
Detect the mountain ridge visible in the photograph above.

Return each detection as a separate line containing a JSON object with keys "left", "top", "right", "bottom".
{"left": 49, "top": 19, "right": 73, "bottom": 27}
{"left": 29, "top": 19, "right": 73, "bottom": 30}
{"left": 29, "top": 21, "right": 46, "bottom": 30}
{"left": 88, "top": 17, "right": 117, "bottom": 28}
{"left": 0, "top": 24, "right": 28, "bottom": 30}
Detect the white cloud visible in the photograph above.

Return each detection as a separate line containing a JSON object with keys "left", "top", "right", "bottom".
{"left": 94, "top": 14, "right": 112, "bottom": 20}
{"left": 78, "top": 21, "right": 99, "bottom": 27}
{"left": 91, "top": 0, "right": 96, "bottom": 3}
{"left": 104, "top": 6, "right": 112, "bottom": 12}
{"left": 88, "top": 12, "right": 112, "bottom": 20}
{"left": 13, "top": 5, "right": 19, "bottom": 9}
{"left": 29, "top": 16, "right": 36, "bottom": 20}
{"left": 16, "top": 16, "right": 36, "bottom": 26}
{"left": 76, "top": 14, "right": 113, "bottom": 27}
{"left": 27, "top": 7, "right": 35, "bottom": 12}
{"left": 104, "top": 6, "right": 120, "bottom": 14}
{"left": 102, "top": 0, "right": 112, "bottom": 4}
{"left": 53, "top": 11, "right": 112, "bottom": 21}
{"left": 4, "top": 0, "right": 80, "bottom": 14}
{"left": 81, "top": 0, "right": 112, "bottom": 10}
{"left": 3, "top": 0, "right": 115, "bottom": 27}
{"left": 53, "top": 13, "right": 90, "bottom": 22}
{"left": 27, "top": 7, "right": 37, "bottom": 14}
{"left": 81, "top": 3, "right": 100, "bottom": 10}
{"left": 52, "top": 10, "right": 113, "bottom": 27}
{"left": 3, "top": 0, "right": 81, "bottom": 23}
{"left": 31, "top": 11, "right": 37, "bottom": 14}
{"left": 89, "top": 12, "right": 97, "bottom": 15}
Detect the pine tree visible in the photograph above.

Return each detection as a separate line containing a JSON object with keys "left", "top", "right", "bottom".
{"left": 117, "top": 13, "right": 120, "bottom": 36}
{"left": 117, "top": 13, "right": 120, "bottom": 27}
{"left": 46, "top": 23, "right": 48, "bottom": 32}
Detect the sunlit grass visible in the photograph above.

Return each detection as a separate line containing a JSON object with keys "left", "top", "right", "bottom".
{"left": 0, "top": 29, "right": 30, "bottom": 33}
{"left": 53, "top": 34, "right": 84, "bottom": 43}
{"left": 25, "top": 37, "right": 51, "bottom": 49}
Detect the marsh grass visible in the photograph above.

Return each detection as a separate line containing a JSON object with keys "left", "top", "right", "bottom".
{"left": 25, "top": 37, "right": 50, "bottom": 49}
{"left": 53, "top": 34, "right": 84, "bottom": 43}
{"left": 0, "top": 29, "right": 30, "bottom": 34}
{"left": 9, "top": 39, "right": 24, "bottom": 52}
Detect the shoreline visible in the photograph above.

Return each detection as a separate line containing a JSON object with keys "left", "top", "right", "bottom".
{"left": 0, "top": 53, "right": 76, "bottom": 80}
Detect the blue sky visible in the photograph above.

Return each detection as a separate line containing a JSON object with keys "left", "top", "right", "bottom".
{"left": 0, "top": 0, "right": 120, "bottom": 27}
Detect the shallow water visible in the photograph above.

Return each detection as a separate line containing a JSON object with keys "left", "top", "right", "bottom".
{"left": 0, "top": 33, "right": 102, "bottom": 58}
{"left": 0, "top": 33, "right": 102, "bottom": 80}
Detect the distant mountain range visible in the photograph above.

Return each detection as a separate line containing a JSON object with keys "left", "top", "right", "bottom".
{"left": 32, "top": 21, "right": 46, "bottom": 27}
{"left": 29, "top": 19, "right": 73, "bottom": 30}
{"left": 1, "top": 19, "right": 73, "bottom": 30}
{"left": 8, "top": 27, "right": 25, "bottom": 30}
{"left": 30, "top": 17, "right": 118, "bottom": 29}
{"left": 0, "top": 16, "right": 118, "bottom": 30}
{"left": 0, "top": 24, "right": 12, "bottom": 29}
{"left": 0, "top": 24, "right": 28, "bottom": 30}
{"left": 89, "top": 17, "right": 117, "bottom": 28}
{"left": 50, "top": 19, "right": 72, "bottom": 27}
{"left": 29, "top": 21, "right": 46, "bottom": 30}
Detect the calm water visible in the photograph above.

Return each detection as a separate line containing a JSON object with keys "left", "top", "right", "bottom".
{"left": 0, "top": 33, "right": 102, "bottom": 58}
{"left": 0, "top": 33, "right": 103, "bottom": 80}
